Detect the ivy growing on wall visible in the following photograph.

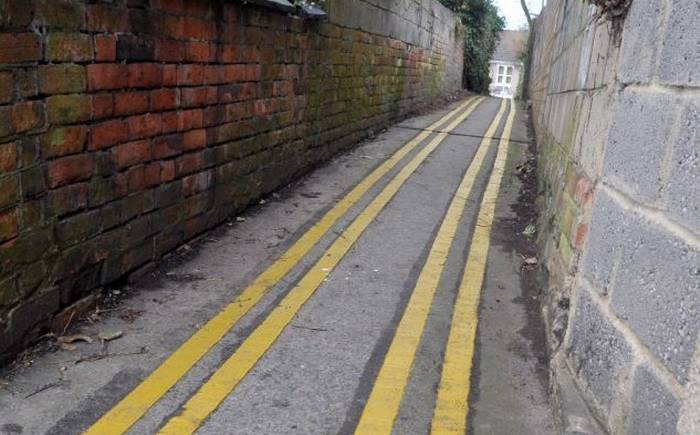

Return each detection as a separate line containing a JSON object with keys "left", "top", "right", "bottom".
{"left": 437, "top": 0, "right": 505, "bottom": 93}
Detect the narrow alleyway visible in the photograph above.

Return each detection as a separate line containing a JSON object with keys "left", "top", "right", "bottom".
{"left": 0, "top": 97, "right": 555, "bottom": 434}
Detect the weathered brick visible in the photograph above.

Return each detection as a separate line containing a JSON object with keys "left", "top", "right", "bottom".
{"left": 0, "top": 33, "right": 41, "bottom": 63}
{"left": 13, "top": 68, "right": 39, "bottom": 100}
{"left": 182, "top": 129, "right": 207, "bottom": 151}
{"left": 114, "top": 91, "right": 150, "bottom": 116}
{"left": 176, "top": 64, "right": 206, "bottom": 86}
{"left": 10, "top": 101, "right": 44, "bottom": 133}
{"left": 0, "top": 288, "right": 60, "bottom": 353}
{"left": 150, "top": 88, "right": 179, "bottom": 111}
{"left": 161, "top": 111, "right": 179, "bottom": 134}
{"left": 34, "top": 0, "right": 86, "bottom": 30}
{"left": 128, "top": 113, "right": 162, "bottom": 139}
{"left": 144, "top": 162, "right": 161, "bottom": 187}
{"left": 94, "top": 34, "right": 117, "bottom": 62}
{"left": 0, "top": 208, "right": 18, "bottom": 242}
{"left": 163, "top": 65, "right": 178, "bottom": 86}
{"left": 87, "top": 64, "right": 128, "bottom": 91}
{"left": 629, "top": 368, "right": 681, "bottom": 435}
{"left": 56, "top": 210, "right": 101, "bottom": 247}
{"left": 127, "top": 63, "right": 163, "bottom": 89}
{"left": 178, "top": 109, "right": 204, "bottom": 131}
{"left": 18, "top": 199, "right": 42, "bottom": 229}
{"left": 0, "top": 142, "right": 17, "bottom": 172}
{"left": 41, "top": 126, "right": 87, "bottom": 158}
{"left": 15, "top": 135, "right": 39, "bottom": 167}
{"left": 604, "top": 90, "right": 677, "bottom": 202}
{"left": 187, "top": 16, "right": 216, "bottom": 39}
{"left": 86, "top": 4, "right": 128, "bottom": 33}
{"left": 48, "top": 183, "right": 88, "bottom": 217}
{"left": 47, "top": 154, "right": 93, "bottom": 188}
{"left": 0, "top": 0, "right": 33, "bottom": 29}
{"left": 38, "top": 64, "right": 86, "bottom": 95}
{"left": 46, "top": 33, "right": 93, "bottom": 62}
{"left": 47, "top": 94, "right": 91, "bottom": 125}
{"left": 113, "top": 140, "right": 150, "bottom": 169}
{"left": 162, "top": 15, "right": 185, "bottom": 40}
{"left": 185, "top": 41, "right": 215, "bottom": 63}
{"left": 181, "top": 86, "right": 217, "bottom": 108}
{"left": 160, "top": 160, "right": 175, "bottom": 182}
{"left": 88, "top": 176, "right": 115, "bottom": 207}
{"left": 126, "top": 165, "right": 146, "bottom": 192}
{"left": 0, "top": 71, "right": 13, "bottom": 104}
{"left": 155, "top": 39, "right": 184, "bottom": 63}
{"left": 89, "top": 120, "right": 128, "bottom": 150}
{"left": 121, "top": 240, "right": 154, "bottom": 274}
{"left": 92, "top": 93, "right": 114, "bottom": 120}
{"left": 176, "top": 152, "right": 203, "bottom": 176}
{"left": 117, "top": 35, "right": 155, "bottom": 61}
{"left": 0, "top": 175, "right": 20, "bottom": 209}
{"left": 567, "top": 288, "right": 632, "bottom": 415}
{"left": 152, "top": 0, "right": 185, "bottom": 14}
{"left": 153, "top": 134, "right": 183, "bottom": 159}
{"left": 20, "top": 165, "right": 45, "bottom": 198}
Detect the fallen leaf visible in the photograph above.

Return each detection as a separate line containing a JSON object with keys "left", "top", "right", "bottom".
{"left": 98, "top": 331, "right": 123, "bottom": 342}
{"left": 522, "top": 224, "right": 536, "bottom": 236}
{"left": 60, "top": 343, "right": 77, "bottom": 351}
{"left": 57, "top": 334, "right": 93, "bottom": 344}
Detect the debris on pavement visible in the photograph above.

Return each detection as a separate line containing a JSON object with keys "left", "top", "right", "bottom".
{"left": 75, "top": 346, "right": 149, "bottom": 365}
{"left": 98, "top": 331, "right": 123, "bottom": 344}
{"left": 522, "top": 223, "right": 536, "bottom": 237}
{"left": 24, "top": 380, "right": 65, "bottom": 399}
{"left": 522, "top": 256, "right": 539, "bottom": 266}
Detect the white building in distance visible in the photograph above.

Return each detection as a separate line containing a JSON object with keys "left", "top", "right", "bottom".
{"left": 489, "top": 30, "right": 528, "bottom": 99}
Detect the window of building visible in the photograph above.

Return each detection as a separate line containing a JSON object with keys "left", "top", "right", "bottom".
{"left": 497, "top": 64, "right": 514, "bottom": 86}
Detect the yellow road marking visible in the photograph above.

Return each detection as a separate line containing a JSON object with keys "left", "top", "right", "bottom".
{"left": 431, "top": 99, "right": 515, "bottom": 434}
{"left": 84, "top": 97, "right": 479, "bottom": 435}
{"left": 158, "top": 98, "right": 486, "bottom": 434}
{"left": 353, "top": 99, "right": 507, "bottom": 435}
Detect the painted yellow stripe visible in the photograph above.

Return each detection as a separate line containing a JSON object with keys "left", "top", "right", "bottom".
{"left": 353, "top": 99, "right": 507, "bottom": 435}
{"left": 158, "top": 98, "right": 486, "bottom": 435}
{"left": 431, "top": 99, "right": 516, "bottom": 434}
{"left": 84, "top": 97, "right": 478, "bottom": 435}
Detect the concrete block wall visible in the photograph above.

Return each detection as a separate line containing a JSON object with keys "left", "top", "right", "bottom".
{"left": 528, "top": 0, "right": 698, "bottom": 433}
{"left": 0, "top": 0, "right": 464, "bottom": 363}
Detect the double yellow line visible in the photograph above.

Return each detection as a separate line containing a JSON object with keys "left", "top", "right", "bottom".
{"left": 355, "top": 99, "right": 516, "bottom": 435}
{"left": 432, "top": 99, "right": 516, "bottom": 434}
{"left": 86, "top": 97, "right": 483, "bottom": 434}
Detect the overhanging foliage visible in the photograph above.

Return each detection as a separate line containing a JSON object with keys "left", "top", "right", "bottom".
{"left": 438, "top": 0, "right": 505, "bottom": 93}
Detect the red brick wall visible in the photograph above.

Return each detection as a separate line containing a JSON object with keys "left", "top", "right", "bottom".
{"left": 0, "top": 0, "right": 463, "bottom": 360}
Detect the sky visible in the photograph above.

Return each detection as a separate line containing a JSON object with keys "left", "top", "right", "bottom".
{"left": 493, "top": 0, "right": 544, "bottom": 30}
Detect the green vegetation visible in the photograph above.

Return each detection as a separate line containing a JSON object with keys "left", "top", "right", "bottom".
{"left": 438, "top": 0, "right": 505, "bottom": 93}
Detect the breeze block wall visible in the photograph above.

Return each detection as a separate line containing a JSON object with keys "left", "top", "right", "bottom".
{"left": 0, "top": 0, "right": 464, "bottom": 362}
{"left": 528, "top": 0, "right": 698, "bottom": 433}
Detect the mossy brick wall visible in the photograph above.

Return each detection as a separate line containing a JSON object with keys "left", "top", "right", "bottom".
{"left": 529, "top": 0, "right": 698, "bottom": 433}
{"left": 0, "top": 0, "right": 464, "bottom": 362}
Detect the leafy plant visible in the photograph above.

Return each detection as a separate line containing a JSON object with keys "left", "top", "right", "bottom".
{"left": 438, "top": 0, "right": 505, "bottom": 93}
